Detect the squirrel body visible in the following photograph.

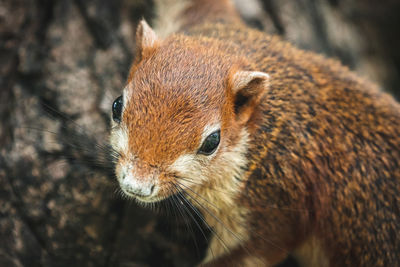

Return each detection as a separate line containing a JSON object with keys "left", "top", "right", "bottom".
{"left": 110, "top": 0, "right": 400, "bottom": 266}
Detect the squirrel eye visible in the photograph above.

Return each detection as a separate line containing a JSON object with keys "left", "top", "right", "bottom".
{"left": 198, "top": 130, "right": 220, "bottom": 155}
{"left": 112, "top": 95, "right": 123, "bottom": 123}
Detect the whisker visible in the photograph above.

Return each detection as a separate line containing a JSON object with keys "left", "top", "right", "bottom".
{"left": 174, "top": 189, "right": 224, "bottom": 263}
{"left": 175, "top": 183, "right": 256, "bottom": 262}
{"left": 22, "top": 98, "right": 122, "bottom": 160}
{"left": 20, "top": 125, "right": 120, "bottom": 158}
{"left": 174, "top": 175, "right": 237, "bottom": 196}
{"left": 171, "top": 193, "right": 201, "bottom": 259}
{"left": 177, "top": 175, "right": 311, "bottom": 213}
{"left": 177, "top": 181, "right": 287, "bottom": 255}
{"left": 39, "top": 100, "right": 103, "bottom": 137}
{"left": 19, "top": 126, "right": 119, "bottom": 175}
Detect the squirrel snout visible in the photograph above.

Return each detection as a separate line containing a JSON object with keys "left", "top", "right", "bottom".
{"left": 119, "top": 168, "right": 157, "bottom": 198}
{"left": 120, "top": 177, "right": 156, "bottom": 198}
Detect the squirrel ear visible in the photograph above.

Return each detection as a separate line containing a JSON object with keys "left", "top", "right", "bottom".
{"left": 229, "top": 70, "right": 270, "bottom": 122}
{"left": 135, "top": 20, "right": 159, "bottom": 61}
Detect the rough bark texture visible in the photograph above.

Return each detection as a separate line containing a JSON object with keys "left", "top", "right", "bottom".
{"left": 1, "top": 0, "right": 399, "bottom": 266}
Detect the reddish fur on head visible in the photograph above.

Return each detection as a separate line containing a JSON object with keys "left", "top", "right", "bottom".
{"left": 110, "top": 20, "right": 269, "bottom": 202}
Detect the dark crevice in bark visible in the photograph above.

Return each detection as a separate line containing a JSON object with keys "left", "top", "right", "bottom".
{"left": 261, "top": 0, "right": 285, "bottom": 35}
{"left": 73, "top": 0, "right": 114, "bottom": 50}
{"left": 35, "top": 0, "right": 56, "bottom": 44}
{"left": 302, "top": 0, "right": 334, "bottom": 56}
{"left": 328, "top": 0, "right": 340, "bottom": 7}
{"left": 18, "top": 0, "right": 55, "bottom": 75}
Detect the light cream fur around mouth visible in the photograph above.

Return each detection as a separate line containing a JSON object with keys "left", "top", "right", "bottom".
{"left": 121, "top": 188, "right": 169, "bottom": 204}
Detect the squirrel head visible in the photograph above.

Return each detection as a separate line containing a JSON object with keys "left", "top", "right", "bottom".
{"left": 110, "top": 20, "right": 269, "bottom": 203}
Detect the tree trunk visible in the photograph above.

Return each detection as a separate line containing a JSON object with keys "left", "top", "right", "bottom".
{"left": 1, "top": 0, "right": 399, "bottom": 266}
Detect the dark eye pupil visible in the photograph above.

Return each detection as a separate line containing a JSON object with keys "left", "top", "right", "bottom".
{"left": 198, "top": 130, "right": 220, "bottom": 155}
{"left": 112, "top": 95, "right": 123, "bottom": 123}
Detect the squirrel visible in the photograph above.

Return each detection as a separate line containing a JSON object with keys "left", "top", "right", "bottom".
{"left": 109, "top": 0, "right": 400, "bottom": 266}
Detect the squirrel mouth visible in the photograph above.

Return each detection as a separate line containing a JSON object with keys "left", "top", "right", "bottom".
{"left": 121, "top": 187, "right": 167, "bottom": 203}
{"left": 121, "top": 189, "right": 152, "bottom": 202}
{"left": 120, "top": 185, "right": 186, "bottom": 206}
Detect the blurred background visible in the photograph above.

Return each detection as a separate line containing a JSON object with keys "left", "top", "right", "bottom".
{"left": 1, "top": 0, "right": 399, "bottom": 266}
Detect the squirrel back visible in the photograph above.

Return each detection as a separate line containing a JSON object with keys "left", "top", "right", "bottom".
{"left": 111, "top": 0, "right": 400, "bottom": 266}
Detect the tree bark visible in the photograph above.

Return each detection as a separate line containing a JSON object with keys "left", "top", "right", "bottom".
{"left": 1, "top": 0, "right": 399, "bottom": 266}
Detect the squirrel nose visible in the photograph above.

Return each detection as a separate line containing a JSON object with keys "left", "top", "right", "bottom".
{"left": 121, "top": 175, "right": 155, "bottom": 197}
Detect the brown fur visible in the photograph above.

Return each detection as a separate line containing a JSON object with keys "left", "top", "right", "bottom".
{"left": 112, "top": 0, "right": 400, "bottom": 266}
